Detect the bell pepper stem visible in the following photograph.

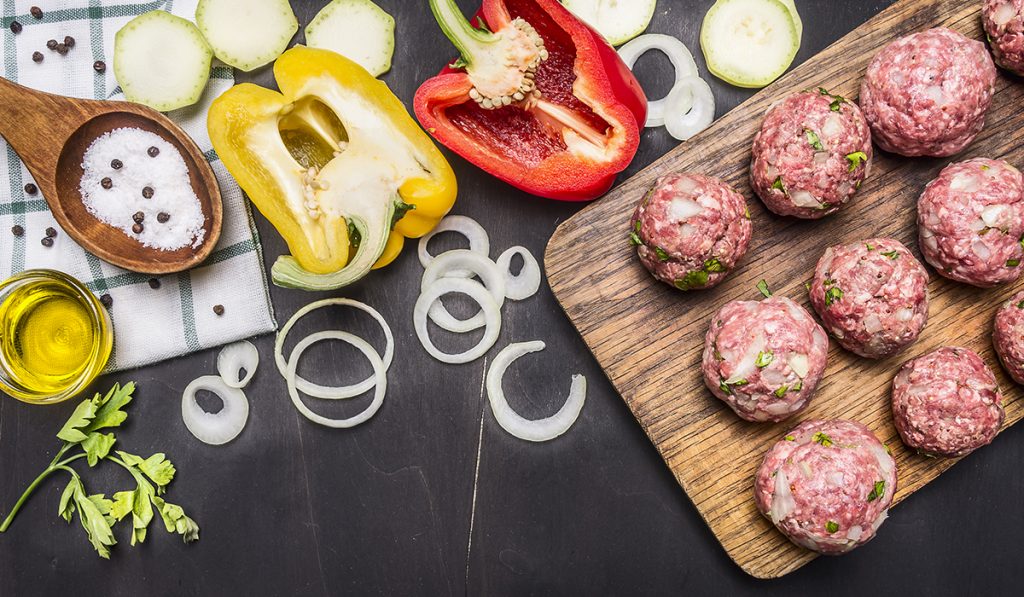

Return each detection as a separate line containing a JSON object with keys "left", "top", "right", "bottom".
{"left": 429, "top": 0, "right": 495, "bottom": 66}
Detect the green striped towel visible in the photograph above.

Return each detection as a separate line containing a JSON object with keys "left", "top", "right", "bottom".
{"left": 0, "top": 0, "right": 276, "bottom": 372}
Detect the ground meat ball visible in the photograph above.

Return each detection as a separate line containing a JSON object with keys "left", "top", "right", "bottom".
{"left": 630, "top": 173, "right": 752, "bottom": 291}
{"left": 993, "top": 290, "right": 1024, "bottom": 384}
{"left": 918, "top": 158, "right": 1024, "bottom": 287}
{"left": 860, "top": 28, "right": 997, "bottom": 157}
{"left": 892, "top": 346, "right": 1004, "bottom": 457}
{"left": 750, "top": 89, "right": 873, "bottom": 219}
{"left": 702, "top": 296, "right": 829, "bottom": 422}
{"left": 810, "top": 238, "right": 929, "bottom": 359}
{"left": 754, "top": 419, "right": 897, "bottom": 555}
{"left": 983, "top": 0, "right": 1024, "bottom": 75}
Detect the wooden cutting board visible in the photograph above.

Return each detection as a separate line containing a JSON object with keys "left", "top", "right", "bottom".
{"left": 545, "top": 0, "right": 1024, "bottom": 579}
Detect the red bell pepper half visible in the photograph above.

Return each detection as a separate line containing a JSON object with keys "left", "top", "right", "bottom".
{"left": 414, "top": 0, "right": 647, "bottom": 201}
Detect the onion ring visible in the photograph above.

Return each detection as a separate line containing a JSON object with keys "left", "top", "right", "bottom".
{"left": 617, "top": 34, "right": 699, "bottom": 128}
{"left": 287, "top": 331, "right": 387, "bottom": 429}
{"left": 422, "top": 250, "right": 506, "bottom": 333}
{"left": 418, "top": 215, "right": 490, "bottom": 277}
{"left": 496, "top": 246, "right": 541, "bottom": 300}
{"left": 414, "top": 278, "right": 501, "bottom": 364}
{"left": 217, "top": 341, "right": 259, "bottom": 389}
{"left": 276, "top": 299, "right": 394, "bottom": 400}
{"left": 182, "top": 375, "right": 249, "bottom": 445}
{"left": 485, "top": 341, "right": 587, "bottom": 442}
{"left": 664, "top": 76, "right": 716, "bottom": 141}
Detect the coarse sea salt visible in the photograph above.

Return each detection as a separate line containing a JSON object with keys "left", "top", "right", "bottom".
{"left": 79, "top": 128, "right": 206, "bottom": 251}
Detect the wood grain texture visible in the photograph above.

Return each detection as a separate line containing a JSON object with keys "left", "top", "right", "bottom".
{"left": 0, "top": 77, "right": 222, "bottom": 274}
{"left": 545, "top": 0, "right": 1023, "bottom": 579}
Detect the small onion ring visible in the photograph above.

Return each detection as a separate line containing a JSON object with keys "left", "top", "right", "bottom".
{"left": 486, "top": 341, "right": 587, "bottom": 442}
{"left": 418, "top": 215, "right": 490, "bottom": 278}
{"left": 617, "top": 34, "right": 699, "bottom": 128}
{"left": 664, "top": 76, "right": 716, "bottom": 141}
{"left": 422, "top": 250, "right": 506, "bottom": 333}
{"left": 182, "top": 375, "right": 249, "bottom": 445}
{"left": 275, "top": 299, "right": 394, "bottom": 400}
{"left": 217, "top": 341, "right": 259, "bottom": 389}
{"left": 287, "top": 331, "right": 387, "bottom": 429}
{"left": 414, "top": 278, "right": 501, "bottom": 364}
{"left": 496, "top": 246, "right": 541, "bottom": 300}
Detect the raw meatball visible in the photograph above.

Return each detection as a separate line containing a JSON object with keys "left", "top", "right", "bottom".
{"left": 918, "top": 158, "right": 1024, "bottom": 287}
{"left": 630, "top": 173, "right": 752, "bottom": 291}
{"left": 993, "top": 290, "right": 1024, "bottom": 384}
{"left": 860, "top": 28, "right": 997, "bottom": 157}
{"left": 754, "top": 419, "right": 897, "bottom": 555}
{"left": 891, "top": 346, "right": 1004, "bottom": 457}
{"left": 983, "top": 0, "right": 1024, "bottom": 76}
{"left": 702, "top": 296, "right": 829, "bottom": 422}
{"left": 810, "top": 238, "right": 929, "bottom": 359}
{"left": 750, "top": 89, "right": 873, "bottom": 218}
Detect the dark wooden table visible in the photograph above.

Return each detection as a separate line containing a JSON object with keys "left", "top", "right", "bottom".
{"left": 2, "top": 1, "right": 1022, "bottom": 595}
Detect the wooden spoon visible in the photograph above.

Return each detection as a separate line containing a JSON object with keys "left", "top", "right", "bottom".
{"left": 0, "top": 77, "right": 222, "bottom": 275}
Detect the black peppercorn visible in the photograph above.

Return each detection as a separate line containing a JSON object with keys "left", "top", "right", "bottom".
{"left": 31, "top": 51, "right": 43, "bottom": 63}
{"left": 157, "top": 212, "right": 170, "bottom": 223}
{"left": 100, "top": 294, "right": 113, "bottom": 308}
{"left": 147, "top": 146, "right": 160, "bottom": 158}
{"left": 45, "top": 227, "right": 57, "bottom": 238}
{"left": 132, "top": 211, "right": 145, "bottom": 224}
{"left": 101, "top": 177, "right": 113, "bottom": 189}
{"left": 11, "top": 225, "right": 24, "bottom": 237}
{"left": 93, "top": 60, "right": 106, "bottom": 73}
{"left": 111, "top": 159, "right": 123, "bottom": 170}
{"left": 55, "top": 43, "right": 68, "bottom": 56}
{"left": 142, "top": 186, "right": 154, "bottom": 199}
{"left": 30, "top": 6, "right": 42, "bottom": 19}
{"left": 148, "top": 278, "right": 161, "bottom": 290}
{"left": 132, "top": 222, "right": 144, "bottom": 234}
{"left": 213, "top": 305, "right": 225, "bottom": 316}
{"left": 24, "top": 183, "right": 37, "bottom": 195}
{"left": 9, "top": 21, "right": 21, "bottom": 34}
{"left": 40, "top": 237, "right": 53, "bottom": 247}
{"left": 63, "top": 36, "right": 75, "bottom": 49}
{"left": 46, "top": 39, "right": 57, "bottom": 50}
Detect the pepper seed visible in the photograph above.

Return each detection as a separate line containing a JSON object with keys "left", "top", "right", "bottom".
{"left": 132, "top": 222, "right": 144, "bottom": 234}
{"left": 24, "top": 183, "right": 37, "bottom": 195}
{"left": 93, "top": 60, "right": 106, "bottom": 73}
{"left": 11, "top": 225, "right": 24, "bottom": 237}
{"left": 29, "top": 6, "right": 42, "bottom": 19}
{"left": 31, "top": 51, "right": 43, "bottom": 63}
{"left": 9, "top": 21, "right": 21, "bottom": 34}
{"left": 63, "top": 36, "right": 75, "bottom": 49}
{"left": 46, "top": 39, "right": 57, "bottom": 50}
{"left": 142, "top": 186, "right": 154, "bottom": 199}
{"left": 100, "top": 294, "right": 113, "bottom": 308}
{"left": 157, "top": 212, "right": 170, "bottom": 223}
{"left": 110, "top": 159, "right": 123, "bottom": 170}
{"left": 147, "top": 146, "right": 160, "bottom": 158}
{"left": 148, "top": 278, "right": 161, "bottom": 290}
{"left": 45, "top": 227, "right": 57, "bottom": 238}
{"left": 101, "top": 177, "right": 113, "bottom": 189}
{"left": 40, "top": 237, "right": 53, "bottom": 248}
{"left": 55, "top": 43, "right": 68, "bottom": 56}
{"left": 132, "top": 211, "right": 145, "bottom": 224}
{"left": 213, "top": 304, "right": 225, "bottom": 316}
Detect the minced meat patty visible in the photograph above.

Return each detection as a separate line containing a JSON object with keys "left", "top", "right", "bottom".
{"left": 983, "top": 0, "right": 1024, "bottom": 76}
{"left": 993, "top": 290, "right": 1024, "bottom": 385}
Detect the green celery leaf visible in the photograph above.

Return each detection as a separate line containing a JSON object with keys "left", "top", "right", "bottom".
{"left": 58, "top": 477, "right": 80, "bottom": 523}
{"left": 110, "top": 491, "right": 134, "bottom": 521}
{"left": 81, "top": 432, "right": 116, "bottom": 467}
{"left": 73, "top": 483, "right": 116, "bottom": 558}
{"left": 56, "top": 400, "right": 98, "bottom": 444}
{"left": 85, "top": 383, "right": 135, "bottom": 433}
{"left": 137, "top": 454, "right": 176, "bottom": 490}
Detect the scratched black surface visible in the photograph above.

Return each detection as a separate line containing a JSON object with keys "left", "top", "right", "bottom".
{"left": 2, "top": 1, "right": 1023, "bottom": 595}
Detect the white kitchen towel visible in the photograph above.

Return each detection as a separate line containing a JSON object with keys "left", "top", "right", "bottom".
{"left": 0, "top": 0, "right": 276, "bottom": 371}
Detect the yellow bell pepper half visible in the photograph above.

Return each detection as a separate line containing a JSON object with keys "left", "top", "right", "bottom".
{"left": 208, "top": 46, "right": 457, "bottom": 290}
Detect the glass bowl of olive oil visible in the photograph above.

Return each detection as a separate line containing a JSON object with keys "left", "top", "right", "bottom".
{"left": 0, "top": 270, "right": 112, "bottom": 404}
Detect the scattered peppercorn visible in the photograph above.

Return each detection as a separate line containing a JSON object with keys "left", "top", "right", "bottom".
{"left": 9, "top": 21, "right": 21, "bottom": 34}
{"left": 101, "top": 177, "right": 113, "bottom": 189}
{"left": 100, "top": 294, "right": 113, "bottom": 308}
{"left": 147, "top": 146, "right": 160, "bottom": 158}
{"left": 157, "top": 212, "right": 170, "bottom": 223}
{"left": 31, "top": 51, "right": 43, "bottom": 63}
{"left": 111, "top": 159, "right": 123, "bottom": 170}
{"left": 132, "top": 222, "right": 144, "bottom": 234}
{"left": 63, "top": 35, "right": 75, "bottom": 49}
{"left": 11, "top": 225, "right": 24, "bottom": 237}
{"left": 148, "top": 278, "right": 161, "bottom": 290}
{"left": 30, "top": 6, "right": 42, "bottom": 19}
{"left": 132, "top": 211, "right": 145, "bottom": 224}
{"left": 142, "top": 186, "right": 154, "bottom": 199}
{"left": 55, "top": 43, "right": 68, "bottom": 56}
{"left": 46, "top": 39, "right": 57, "bottom": 50}
{"left": 40, "top": 237, "right": 53, "bottom": 248}
{"left": 93, "top": 60, "right": 106, "bottom": 73}
{"left": 45, "top": 227, "right": 57, "bottom": 238}
{"left": 24, "top": 183, "right": 37, "bottom": 195}
{"left": 213, "top": 305, "right": 225, "bottom": 316}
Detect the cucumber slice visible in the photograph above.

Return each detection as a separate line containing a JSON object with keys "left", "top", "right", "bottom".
{"left": 196, "top": 0, "right": 298, "bottom": 72}
{"left": 305, "top": 0, "right": 396, "bottom": 77}
{"left": 114, "top": 11, "right": 213, "bottom": 112}
{"left": 561, "top": 0, "right": 657, "bottom": 47}
{"left": 700, "top": 0, "right": 800, "bottom": 89}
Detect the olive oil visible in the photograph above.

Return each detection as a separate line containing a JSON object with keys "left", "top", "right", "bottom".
{"left": 0, "top": 270, "right": 112, "bottom": 403}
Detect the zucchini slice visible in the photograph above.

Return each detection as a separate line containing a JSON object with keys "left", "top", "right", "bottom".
{"left": 561, "top": 0, "right": 657, "bottom": 47}
{"left": 700, "top": 0, "right": 800, "bottom": 88}
{"left": 305, "top": 0, "right": 396, "bottom": 77}
{"left": 195, "top": 0, "right": 298, "bottom": 72}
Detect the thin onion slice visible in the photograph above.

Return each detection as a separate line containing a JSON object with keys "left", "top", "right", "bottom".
{"left": 182, "top": 375, "right": 249, "bottom": 445}
{"left": 287, "top": 331, "right": 386, "bottom": 429}
{"left": 422, "top": 250, "right": 506, "bottom": 333}
{"left": 418, "top": 215, "right": 490, "bottom": 277}
{"left": 217, "top": 340, "right": 259, "bottom": 389}
{"left": 617, "top": 34, "right": 699, "bottom": 127}
{"left": 664, "top": 76, "right": 715, "bottom": 141}
{"left": 414, "top": 278, "right": 501, "bottom": 364}
{"left": 496, "top": 246, "right": 542, "bottom": 300}
{"left": 485, "top": 341, "right": 587, "bottom": 442}
{"left": 276, "top": 298, "right": 394, "bottom": 400}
